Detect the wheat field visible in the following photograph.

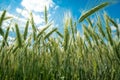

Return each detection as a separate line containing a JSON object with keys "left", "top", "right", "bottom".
{"left": 0, "top": 2, "right": 120, "bottom": 80}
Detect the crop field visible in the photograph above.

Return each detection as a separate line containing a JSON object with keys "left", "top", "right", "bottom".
{"left": 0, "top": 2, "right": 120, "bottom": 80}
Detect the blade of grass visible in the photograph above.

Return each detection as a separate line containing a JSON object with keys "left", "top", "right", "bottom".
{"left": 56, "top": 30, "right": 63, "bottom": 38}
{"left": 44, "top": 28, "right": 57, "bottom": 39}
{"left": 37, "top": 23, "right": 52, "bottom": 38}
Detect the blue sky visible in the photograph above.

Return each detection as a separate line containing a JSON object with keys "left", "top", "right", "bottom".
{"left": 0, "top": 0, "right": 120, "bottom": 39}
{"left": 0, "top": 0, "right": 120, "bottom": 18}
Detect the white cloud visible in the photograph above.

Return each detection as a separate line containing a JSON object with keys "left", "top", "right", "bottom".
{"left": 0, "top": 11, "right": 26, "bottom": 29}
{"left": 0, "top": 0, "right": 59, "bottom": 41}
{"left": 37, "top": 25, "right": 46, "bottom": 30}
{"left": 21, "top": 0, "right": 55, "bottom": 12}
{"left": 111, "top": 22, "right": 120, "bottom": 31}
{"left": 16, "top": 0, "right": 58, "bottom": 26}
{"left": 54, "top": 5, "right": 59, "bottom": 10}
{"left": 0, "top": 36, "right": 3, "bottom": 40}
{"left": 118, "top": 23, "right": 120, "bottom": 30}
{"left": 111, "top": 25, "right": 116, "bottom": 31}
{"left": 16, "top": 8, "right": 44, "bottom": 25}
{"left": 116, "top": 18, "right": 120, "bottom": 23}
{"left": 8, "top": 36, "right": 15, "bottom": 42}
{"left": 16, "top": 8, "right": 29, "bottom": 18}
{"left": 32, "top": 13, "right": 44, "bottom": 25}
{"left": 0, "top": 11, "right": 30, "bottom": 34}
{"left": 6, "top": 12, "right": 26, "bottom": 23}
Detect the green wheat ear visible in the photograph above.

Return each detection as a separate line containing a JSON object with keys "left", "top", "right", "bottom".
{"left": 0, "top": 10, "right": 6, "bottom": 37}
{"left": 63, "top": 17, "right": 69, "bottom": 51}
{"left": 70, "top": 18, "right": 75, "bottom": 41}
{"left": 104, "top": 13, "right": 113, "bottom": 46}
{"left": 1, "top": 26, "right": 10, "bottom": 47}
{"left": 30, "top": 13, "right": 37, "bottom": 41}
{"left": 44, "top": 6, "right": 48, "bottom": 24}
{"left": 106, "top": 14, "right": 120, "bottom": 38}
{"left": 23, "top": 20, "right": 29, "bottom": 40}
{"left": 79, "top": 2, "right": 109, "bottom": 22}
{"left": 97, "top": 16, "right": 106, "bottom": 38}
{"left": 0, "top": 28, "right": 4, "bottom": 37}
{"left": 0, "top": 10, "right": 6, "bottom": 27}
{"left": 15, "top": 23, "right": 22, "bottom": 47}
